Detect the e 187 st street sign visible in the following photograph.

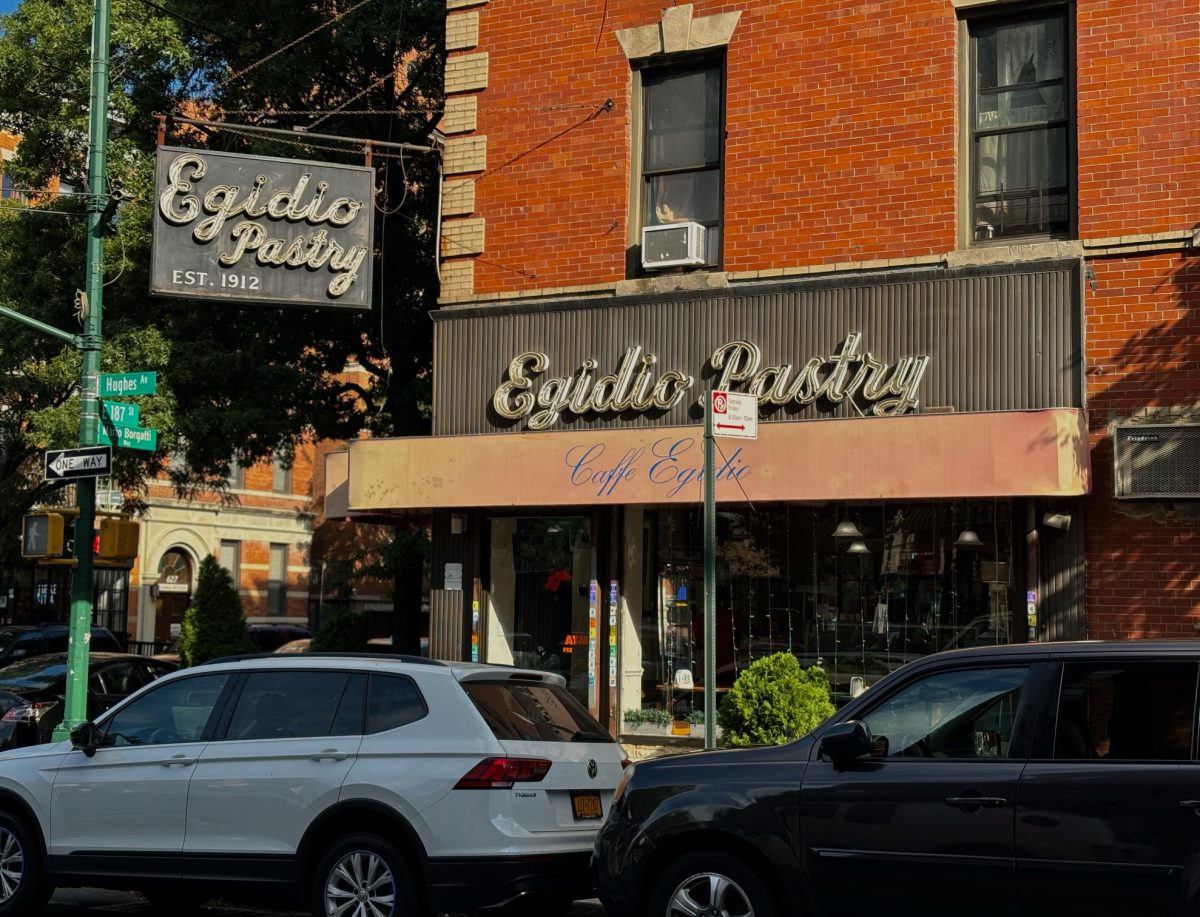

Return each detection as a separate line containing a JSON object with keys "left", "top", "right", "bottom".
{"left": 44, "top": 446, "right": 112, "bottom": 481}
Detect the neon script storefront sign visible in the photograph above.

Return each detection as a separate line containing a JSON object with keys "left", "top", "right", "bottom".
{"left": 494, "top": 332, "right": 930, "bottom": 430}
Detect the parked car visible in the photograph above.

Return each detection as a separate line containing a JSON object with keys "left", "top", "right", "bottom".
{"left": 0, "top": 653, "right": 176, "bottom": 751}
{"left": 0, "top": 625, "right": 122, "bottom": 671}
{"left": 247, "top": 623, "right": 311, "bottom": 652}
{"left": 273, "top": 638, "right": 311, "bottom": 654}
{"left": 594, "top": 641, "right": 1200, "bottom": 917}
{"left": 0, "top": 653, "right": 624, "bottom": 916}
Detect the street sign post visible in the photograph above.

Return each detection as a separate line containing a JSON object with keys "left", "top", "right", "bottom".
{"left": 99, "top": 371, "right": 157, "bottom": 397}
{"left": 711, "top": 390, "right": 759, "bottom": 440}
{"left": 44, "top": 446, "right": 112, "bottom": 481}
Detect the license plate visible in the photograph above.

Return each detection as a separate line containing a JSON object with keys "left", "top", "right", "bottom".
{"left": 571, "top": 791, "right": 603, "bottom": 820}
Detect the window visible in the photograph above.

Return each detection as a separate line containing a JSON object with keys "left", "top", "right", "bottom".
{"left": 0, "top": 172, "right": 22, "bottom": 202}
{"left": 1054, "top": 662, "right": 1197, "bottom": 761}
{"left": 228, "top": 456, "right": 245, "bottom": 489}
{"left": 267, "top": 543, "right": 287, "bottom": 616}
{"left": 101, "top": 673, "right": 230, "bottom": 746}
{"left": 969, "top": 9, "right": 1072, "bottom": 241}
{"left": 90, "top": 661, "right": 146, "bottom": 697}
{"left": 463, "top": 680, "right": 614, "bottom": 744}
{"left": 226, "top": 671, "right": 353, "bottom": 740}
{"left": 367, "top": 674, "right": 427, "bottom": 733}
{"left": 272, "top": 458, "right": 292, "bottom": 494}
{"left": 861, "top": 666, "right": 1029, "bottom": 758}
{"left": 638, "top": 61, "right": 723, "bottom": 267}
{"left": 219, "top": 540, "right": 240, "bottom": 586}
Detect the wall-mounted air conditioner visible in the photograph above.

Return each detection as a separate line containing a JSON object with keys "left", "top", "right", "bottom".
{"left": 1113, "top": 423, "right": 1200, "bottom": 499}
{"left": 641, "top": 222, "right": 707, "bottom": 270}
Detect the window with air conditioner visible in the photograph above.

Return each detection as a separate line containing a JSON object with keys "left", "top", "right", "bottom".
{"left": 636, "top": 60, "right": 724, "bottom": 271}
{"left": 967, "top": 8, "right": 1074, "bottom": 243}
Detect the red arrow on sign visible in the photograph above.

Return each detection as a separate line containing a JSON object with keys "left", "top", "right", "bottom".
{"left": 716, "top": 423, "right": 745, "bottom": 431}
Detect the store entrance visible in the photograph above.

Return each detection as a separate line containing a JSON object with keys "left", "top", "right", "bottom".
{"left": 490, "top": 516, "right": 593, "bottom": 707}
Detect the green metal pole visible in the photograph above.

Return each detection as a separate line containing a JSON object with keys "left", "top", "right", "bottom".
{"left": 703, "top": 393, "right": 716, "bottom": 750}
{"left": 54, "top": 0, "right": 110, "bottom": 741}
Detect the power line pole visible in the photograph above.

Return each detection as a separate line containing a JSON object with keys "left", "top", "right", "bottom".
{"left": 52, "top": 0, "right": 111, "bottom": 741}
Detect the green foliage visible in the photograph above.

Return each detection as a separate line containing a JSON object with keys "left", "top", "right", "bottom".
{"left": 0, "top": 0, "right": 444, "bottom": 558}
{"left": 717, "top": 653, "right": 835, "bottom": 748}
{"left": 311, "top": 610, "right": 371, "bottom": 653}
{"left": 622, "top": 708, "right": 672, "bottom": 728}
{"left": 179, "top": 555, "right": 252, "bottom": 666}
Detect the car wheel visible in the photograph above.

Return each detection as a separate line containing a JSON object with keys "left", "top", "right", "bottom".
{"left": 311, "top": 832, "right": 421, "bottom": 917}
{"left": 0, "top": 812, "right": 52, "bottom": 916}
{"left": 649, "top": 850, "right": 777, "bottom": 917}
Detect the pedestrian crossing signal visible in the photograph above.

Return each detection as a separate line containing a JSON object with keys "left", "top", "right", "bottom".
{"left": 97, "top": 519, "right": 139, "bottom": 560}
{"left": 21, "top": 513, "right": 65, "bottom": 559}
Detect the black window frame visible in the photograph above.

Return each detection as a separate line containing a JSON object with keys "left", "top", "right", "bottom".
{"left": 966, "top": 4, "right": 1075, "bottom": 244}
{"left": 634, "top": 54, "right": 726, "bottom": 273}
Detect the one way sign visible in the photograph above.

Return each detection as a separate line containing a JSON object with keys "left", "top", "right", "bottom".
{"left": 44, "top": 445, "right": 112, "bottom": 481}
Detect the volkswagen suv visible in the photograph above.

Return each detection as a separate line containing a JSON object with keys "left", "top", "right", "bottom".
{"left": 0, "top": 653, "right": 624, "bottom": 916}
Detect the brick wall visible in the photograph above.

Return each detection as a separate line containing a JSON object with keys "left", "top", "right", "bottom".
{"left": 1085, "top": 253, "right": 1200, "bottom": 638}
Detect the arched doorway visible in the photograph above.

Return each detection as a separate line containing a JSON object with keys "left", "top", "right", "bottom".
{"left": 154, "top": 549, "right": 193, "bottom": 643}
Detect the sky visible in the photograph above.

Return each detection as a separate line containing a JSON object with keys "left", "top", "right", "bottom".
{"left": 0, "top": 0, "right": 16, "bottom": 14}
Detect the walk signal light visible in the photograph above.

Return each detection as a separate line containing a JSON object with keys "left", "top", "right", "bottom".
{"left": 21, "top": 513, "right": 65, "bottom": 559}
{"left": 97, "top": 519, "right": 139, "bottom": 560}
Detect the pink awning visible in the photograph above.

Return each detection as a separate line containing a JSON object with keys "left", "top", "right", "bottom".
{"left": 325, "top": 409, "right": 1090, "bottom": 514}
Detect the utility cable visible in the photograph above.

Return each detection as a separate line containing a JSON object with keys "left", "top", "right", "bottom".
{"left": 224, "top": 0, "right": 381, "bottom": 86}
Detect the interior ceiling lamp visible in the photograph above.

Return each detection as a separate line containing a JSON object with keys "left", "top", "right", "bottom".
{"left": 955, "top": 528, "right": 984, "bottom": 548}
{"left": 833, "top": 519, "right": 864, "bottom": 538}
{"left": 847, "top": 539, "right": 871, "bottom": 555}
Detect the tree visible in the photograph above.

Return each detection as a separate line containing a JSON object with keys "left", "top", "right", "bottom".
{"left": 179, "top": 555, "right": 252, "bottom": 665}
{"left": 717, "top": 653, "right": 836, "bottom": 747}
{"left": 311, "top": 608, "right": 370, "bottom": 653}
{"left": 0, "top": 0, "right": 444, "bottom": 559}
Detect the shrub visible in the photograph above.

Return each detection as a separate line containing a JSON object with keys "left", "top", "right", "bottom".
{"left": 311, "top": 610, "right": 371, "bottom": 652}
{"left": 717, "top": 652, "right": 835, "bottom": 747}
{"left": 180, "top": 555, "right": 252, "bottom": 667}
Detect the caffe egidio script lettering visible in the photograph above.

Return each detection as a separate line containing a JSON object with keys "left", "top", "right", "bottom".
{"left": 494, "top": 333, "right": 931, "bottom": 430}
{"left": 157, "top": 152, "right": 369, "bottom": 298}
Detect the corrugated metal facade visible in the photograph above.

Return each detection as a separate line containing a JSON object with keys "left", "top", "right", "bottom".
{"left": 433, "top": 261, "right": 1083, "bottom": 436}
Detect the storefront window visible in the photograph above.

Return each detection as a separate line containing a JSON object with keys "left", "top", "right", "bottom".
{"left": 639, "top": 502, "right": 1016, "bottom": 718}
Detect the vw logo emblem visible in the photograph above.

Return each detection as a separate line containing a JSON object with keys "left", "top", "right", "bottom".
{"left": 587, "top": 759, "right": 598, "bottom": 779}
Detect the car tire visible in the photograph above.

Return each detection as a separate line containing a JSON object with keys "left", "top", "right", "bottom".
{"left": 310, "top": 832, "right": 421, "bottom": 917}
{"left": 0, "top": 811, "right": 52, "bottom": 916}
{"left": 648, "top": 849, "right": 777, "bottom": 917}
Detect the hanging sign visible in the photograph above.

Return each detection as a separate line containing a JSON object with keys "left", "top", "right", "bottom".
{"left": 711, "top": 390, "right": 758, "bottom": 440}
{"left": 150, "top": 147, "right": 375, "bottom": 311}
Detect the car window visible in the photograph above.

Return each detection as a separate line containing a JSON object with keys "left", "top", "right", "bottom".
{"left": 10, "top": 633, "right": 45, "bottom": 659}
{"left": 861, "top": 666, "right": 1029, "bottom": 759}
{"left": 0, "top": 656, "right": 68, "bottom": 684}
{"left": 92, "top": 661, "right": 147, "bottom": 697}
{"left": 463, "top": 680, "right": 614, "bottom": 743}
{"left": 142, "top": 660, "right": 176, "bottom": 681}
{"left": 331, "top": 674, "right": 366, "bottom": 735}
{"left": 367, "top": 674, "right": 427, "bottom": 733}
{"left": 226, "top": 671, "right": 351, "bottom": 740}
{"left": 101, "top": 673, "right": 230, "bottom": 747}
{"left": 90, "top": 630, "right": 123, "bottom": 653}
{"left": 46, "top": 632, "right": 69, "bottom": 653}
{"left": 1054, "top": 661, "right": 1197, "bottom": 761}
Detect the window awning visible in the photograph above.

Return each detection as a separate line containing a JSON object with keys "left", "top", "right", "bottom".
{"left": 325, "top": 409, "right": 1090, "bottom": 516}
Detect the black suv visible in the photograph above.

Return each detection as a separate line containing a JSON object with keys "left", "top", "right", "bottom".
{"left": 595, "top": 641, "right": 1200, "bottom": 917}
{"left": 0, "top": 625, "right": 122, "bottom": 670}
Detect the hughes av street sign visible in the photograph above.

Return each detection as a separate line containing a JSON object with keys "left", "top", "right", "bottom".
{"left": 100, "top": 372, "right": 157, "bottom": 397}
{"left": 150, "top": 147, "right": 375, "bottom": 311}
{"left": 44, "top": 446, "right": 112, "bottom": 481}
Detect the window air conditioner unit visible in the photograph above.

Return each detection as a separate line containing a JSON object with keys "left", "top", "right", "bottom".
{"left": 641, "top": 222, "right": 707, "bottom": 270}
{"left": 1113, "top": 423, "right": 1200, "bottom": 499}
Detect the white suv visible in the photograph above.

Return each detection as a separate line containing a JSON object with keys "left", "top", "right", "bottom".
{"left": 0, "top": 653, "right": 626, "bottom": 916}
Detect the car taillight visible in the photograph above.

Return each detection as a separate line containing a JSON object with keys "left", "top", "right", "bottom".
{"left": 2, "top": 701, "right": 58, "bottom": 724}
{"left": 454, "top": 757, "right": 553, "bottom": 789}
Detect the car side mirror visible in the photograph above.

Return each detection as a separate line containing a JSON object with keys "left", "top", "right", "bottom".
{"left": 820, "top": 720, "right": 873, "bottom": 762}
{"left": 70, "top": 721, "right": 99, "bottom": 758}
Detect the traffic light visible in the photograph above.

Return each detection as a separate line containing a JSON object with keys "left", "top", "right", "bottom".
{"left": 97, "top": 519, "right": 139, "bottom": 560}
{"left": 21, "top": 513, "right": 66, "bottom": 559}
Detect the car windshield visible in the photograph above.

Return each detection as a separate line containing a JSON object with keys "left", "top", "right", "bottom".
{"left": 0, "top": 655, "right": 67, "bottom": 686}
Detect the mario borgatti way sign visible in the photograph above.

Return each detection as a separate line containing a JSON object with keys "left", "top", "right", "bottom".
{"left": 151, "top": 147, "right": 376, "bottom": 311}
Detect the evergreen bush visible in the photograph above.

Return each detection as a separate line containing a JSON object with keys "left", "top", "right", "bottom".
{"left": 179, "top": 555, "right": 252, "bottom": 667}
{"left": 717, "top": 652, "right": 835, "bottom": 747}
{"left": 311, "top": 609, "right": 371, "bottom": 653}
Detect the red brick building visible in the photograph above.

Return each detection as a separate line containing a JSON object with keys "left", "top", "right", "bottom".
{"left": 333, "top": 0, "right": 1197, "bottom": 735}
